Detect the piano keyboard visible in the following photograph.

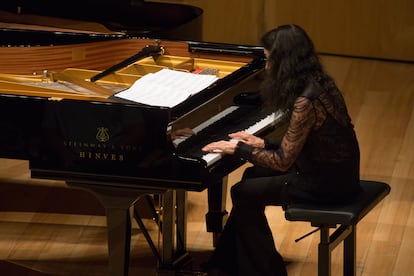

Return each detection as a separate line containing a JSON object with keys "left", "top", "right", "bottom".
{"left": 201, "top": 111, "right": 283, "bottom": 166}
{"left": 173, "top": 105, "right": 239, "bottom": 146}
{"left": 174, "top": 105, "right": 284, "bottom": 167}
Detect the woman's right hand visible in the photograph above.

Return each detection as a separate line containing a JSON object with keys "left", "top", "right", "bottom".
{"left": 228, "top": 131, "right": 265, "bottom": 148}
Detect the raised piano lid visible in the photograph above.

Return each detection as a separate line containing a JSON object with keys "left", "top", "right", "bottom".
{"left": 0, "top": 0, "right": 203, "bottom": 41}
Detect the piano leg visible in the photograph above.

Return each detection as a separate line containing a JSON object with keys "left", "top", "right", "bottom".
{"left": 205, "top": 176, "right": 229, "bottom": 247}
{"left": 106, "top": 202, "right": 134, "bottom": 276}
{"left": 160, "top": 190, "right": 175, "bottom": 264}
{"left": 67, "top": 183, "right": 143, "bottom": 276}
{"left": 175, "top": 189, "right": 187, "bottom": 254}
{"left": 67, "top": 183, "right": 192, "bottom": 276}
{"left": 157, "top": 189, "right": 192, "bottom": 275}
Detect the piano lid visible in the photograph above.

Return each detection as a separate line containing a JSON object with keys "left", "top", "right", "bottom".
{"left": 0, "top": 0, "right": 203, "bottom": 45}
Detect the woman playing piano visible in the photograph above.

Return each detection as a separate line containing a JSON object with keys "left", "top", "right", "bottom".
{"left": 201, "top": 24, "right": 361, "bottom": 276}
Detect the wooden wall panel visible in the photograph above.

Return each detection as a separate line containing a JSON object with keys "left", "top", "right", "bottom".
{"left": 155, "top": 0, "right": 414, "bottom": 62}
{"left": 263, "top": 0, "right": 414, "bottom": 62}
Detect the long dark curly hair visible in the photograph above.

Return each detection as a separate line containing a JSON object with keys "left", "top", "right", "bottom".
{"left": 260, "top": 24, "right": 341, "bottom": 116}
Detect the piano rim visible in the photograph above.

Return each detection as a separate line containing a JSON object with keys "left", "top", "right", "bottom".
{"left": 30, "top": 167, "right": 210, "bottom": 192}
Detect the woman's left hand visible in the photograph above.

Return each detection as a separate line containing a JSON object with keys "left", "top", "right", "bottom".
{"left": 202, "top": 140, "right": 238, "bottom": 155}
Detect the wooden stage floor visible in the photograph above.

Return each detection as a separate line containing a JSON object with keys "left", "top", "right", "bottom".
{"left": 1, "top": 55, "right": 414, "bottom": 275}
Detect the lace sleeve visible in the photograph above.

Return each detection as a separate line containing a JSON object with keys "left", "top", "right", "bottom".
{"left": 251, "top": 97, "right": 316, "bottom": 171}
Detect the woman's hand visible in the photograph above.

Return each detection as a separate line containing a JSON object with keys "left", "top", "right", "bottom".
{"left": 202, "top": 131, "right": 265, "bottom": 155}
{"left": 202, "top": 140, "right": 238, "bottom": 155}
{"left": 229, "top": 131, "right": 265, "bottom": 148}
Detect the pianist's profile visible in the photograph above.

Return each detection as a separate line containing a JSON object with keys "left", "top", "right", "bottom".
{"left": 201, "top": 24, "right": 361, "bottom": 276}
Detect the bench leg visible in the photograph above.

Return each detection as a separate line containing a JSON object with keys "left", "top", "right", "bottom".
{"left": 318, "top": 224, "right": 355, "bottom": 276}
{"left": 318, "top": 226, "right": 331, "bottom": 276}
{"left": 343, "top": 224, "right": 356, "bottom": 276}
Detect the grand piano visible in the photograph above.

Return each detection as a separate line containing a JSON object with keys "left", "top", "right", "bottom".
{"left": 0, "top": 1, "right": 284, "bottom": 275}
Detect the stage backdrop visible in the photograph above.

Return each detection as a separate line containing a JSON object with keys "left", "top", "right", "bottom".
{"left": 154, "top": 0, "right": 414, "bottom": 62}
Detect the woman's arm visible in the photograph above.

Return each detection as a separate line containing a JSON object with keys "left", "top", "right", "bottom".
{"left": 239, "top": 97, "right": 316, "bottom": 171}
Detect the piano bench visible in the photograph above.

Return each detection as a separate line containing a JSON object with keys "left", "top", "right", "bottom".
{"left": 284, "top": 180, "right": 391, "bottom": 276}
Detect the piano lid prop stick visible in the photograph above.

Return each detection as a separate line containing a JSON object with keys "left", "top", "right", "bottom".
{"left": 90, "top": 43, "right": 165, "bottom": 82}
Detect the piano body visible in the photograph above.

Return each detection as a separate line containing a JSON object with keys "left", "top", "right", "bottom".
{"left": 0, "top": 3, "right": 284, "bottom": 275}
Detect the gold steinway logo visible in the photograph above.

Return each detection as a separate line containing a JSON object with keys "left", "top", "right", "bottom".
{"left": 96, "top": 127, "right": 110, "bottom": 143}
{"left": 63, "top": 127, "right": 139, "bottom": 162}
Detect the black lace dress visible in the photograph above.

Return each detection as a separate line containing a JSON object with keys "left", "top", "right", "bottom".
{"left": 236, "top": 81, "right": 361, "bottom": 203}
{"left": 207, "top": 81, "right": 361, "bottom": 276}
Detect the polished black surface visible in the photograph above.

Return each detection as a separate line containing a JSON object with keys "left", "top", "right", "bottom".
{"left": 0, "top": 0, "right": 203, "bottom": 45}
{"left": 0, "top": 28, "right": 125, "bottom": 46}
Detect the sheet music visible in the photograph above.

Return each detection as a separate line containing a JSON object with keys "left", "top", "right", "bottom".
{"left": 114, "top": 69, "right": 218, "bottom": 107}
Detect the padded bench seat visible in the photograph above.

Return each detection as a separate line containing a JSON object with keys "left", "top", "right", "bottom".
{"left": 284, "top": 180, "right": 391, "bottom": 276}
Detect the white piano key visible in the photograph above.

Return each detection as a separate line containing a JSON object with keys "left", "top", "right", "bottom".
{"left": 202, "top": 152, "right": 223, "bottom": 165}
